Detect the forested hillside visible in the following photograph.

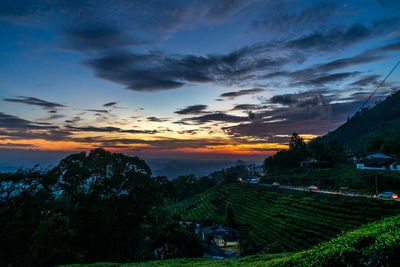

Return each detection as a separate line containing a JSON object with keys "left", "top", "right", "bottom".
{"left": 318, "top": 90, "right": 400, "bottom": 154}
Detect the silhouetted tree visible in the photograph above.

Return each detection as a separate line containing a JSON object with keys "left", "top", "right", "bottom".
{"left": 265, "top": 133, "right": 309, "bottom": 171}
{"left": 0, "top": 148, "right": 205, "bottom": 266}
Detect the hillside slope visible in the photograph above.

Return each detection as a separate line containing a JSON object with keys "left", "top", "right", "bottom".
{"left": 318, "top": 90, "right": 400, "bottom": 152}
{"left": 170, "top": 184, "right": 400, "bottom": 251}
{"left": 61, "top": 212, "right": 400, "bottom": 266}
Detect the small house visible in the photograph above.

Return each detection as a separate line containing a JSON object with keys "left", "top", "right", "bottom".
{"left": 212, "top": 227, "right": 240, "bottom": 248}
{"left": 356, "top": 153, "right": 396, "bottom": 171}
{"left": 200, "top": 226, "right": 241, "bottom": 258}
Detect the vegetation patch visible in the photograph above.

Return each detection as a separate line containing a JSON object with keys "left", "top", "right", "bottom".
{"left": 60, "top": 213, "right": 400, "bottom": 266}
{"left": 170, "top": 184, "right": 400, "bottom": 253}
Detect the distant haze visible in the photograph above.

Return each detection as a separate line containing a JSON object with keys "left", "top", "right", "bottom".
{"left": 0, "top": 148, "right": 262, "bottom": 178}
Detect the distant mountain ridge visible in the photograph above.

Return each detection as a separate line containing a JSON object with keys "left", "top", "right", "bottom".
{"left": 317, "top": 90, "right": 400, "bottom": 152}
{"left": 147, "top": 159, "right": 262, "bottom": 179}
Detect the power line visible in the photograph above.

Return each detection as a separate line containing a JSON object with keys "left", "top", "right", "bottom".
{"left": 358, "top": 59, "right": 400, "bottom": 111}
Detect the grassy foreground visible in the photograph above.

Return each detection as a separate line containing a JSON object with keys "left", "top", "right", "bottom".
{"left": 60, "top": 213, "right": 400, "bottom": 266}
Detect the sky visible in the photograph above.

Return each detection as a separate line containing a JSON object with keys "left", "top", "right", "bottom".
{"left": 0, "top": 0, "right": 400, "bottom": 162}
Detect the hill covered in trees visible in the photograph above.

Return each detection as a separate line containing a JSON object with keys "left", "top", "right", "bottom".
{"left": 317, "top": 90, "right": 400, "bottom": 155}
{"left": 0, "top": 149, "right": 207, "bottom": 266}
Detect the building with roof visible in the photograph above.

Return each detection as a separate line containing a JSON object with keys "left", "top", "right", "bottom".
{"left": 200, "top": 226, "right": 241, "bottom": 258}
{"left": 356, "top": 153, "right": 399, "bottom": 171}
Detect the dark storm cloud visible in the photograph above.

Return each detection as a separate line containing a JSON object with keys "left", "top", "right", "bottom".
{"left": 103, "top": 102, "right": 118, "bottom": 107}
{"left": 219, "top": 88, "right": 265, "bottom": 98}
{"left": 175, "top": 105, "right": 208, "bottom": 115}
{"left": 3, "top": 96, "right": 66, "bottom": 110}
{"left": 82, "top": 44, "right": 289, "bottom": 91}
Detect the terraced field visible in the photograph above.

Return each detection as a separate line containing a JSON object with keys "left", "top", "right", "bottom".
{"left": 170, "top": 184, "right": 400, "bottom": 251}
{"left": 61, "top": 213, "right": 400, "bottom": 266}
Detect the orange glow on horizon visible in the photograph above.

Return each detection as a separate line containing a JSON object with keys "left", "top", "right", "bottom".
{"left": 0, "top": 138, "right": 288, "bottom": 156}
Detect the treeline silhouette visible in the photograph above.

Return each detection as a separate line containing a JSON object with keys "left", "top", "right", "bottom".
{"left": 0, "top": 148, "right": 212, "bottom": 266}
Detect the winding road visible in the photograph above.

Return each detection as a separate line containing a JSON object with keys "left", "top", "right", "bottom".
{"left": 259, "top": 183, "right": 400, "bottom": 201}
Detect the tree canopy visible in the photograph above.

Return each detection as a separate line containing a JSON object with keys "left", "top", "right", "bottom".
{"left": 0, "top": 148, "right": 204, "bottom": 266}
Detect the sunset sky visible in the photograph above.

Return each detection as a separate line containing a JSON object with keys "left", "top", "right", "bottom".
{"left": 0, "top": 0, "right": 400, "bottom": 161}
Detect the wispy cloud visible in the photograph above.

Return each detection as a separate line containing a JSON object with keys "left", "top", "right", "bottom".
{"left": 3, "top": 96, "right": 66, "bottom": 112}
{"left": 220, "top": 88, "right": 265, "bottom": 99}
{"left": 103, "top": 102, "right": 118, "bottom": 107}
{"left": 175, "top": 105, "right": 209, "bottom": 115}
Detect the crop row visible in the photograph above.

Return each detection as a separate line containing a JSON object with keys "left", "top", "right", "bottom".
{"left": 168, "top": 184, "right": 400, "bottom": 251}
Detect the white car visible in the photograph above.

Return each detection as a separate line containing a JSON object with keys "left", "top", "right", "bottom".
{"left": 378, "top": 192, "right": 398, "bottom": 199}
{"left": 272, "top": 182, "right": 280, "bottom": 187}
{"left": 308, "top": 185, "right": 318, "bottom": 190}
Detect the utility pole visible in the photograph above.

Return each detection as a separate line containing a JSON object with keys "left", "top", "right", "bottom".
{"left": 375, "top": 175, "right": 378, "bottom": 196}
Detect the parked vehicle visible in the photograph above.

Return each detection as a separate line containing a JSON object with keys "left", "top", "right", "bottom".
{"left": 272, "top": 182, "right": 280, "bottom": 187}
{"left": 378, "top": 192, "right": 398, "bottom": 199}
{"left": 308, "top": 185, "right": 318, "bottom": 190}
{"left": 340, "top": 187, "right": 349, "bottom": 193}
